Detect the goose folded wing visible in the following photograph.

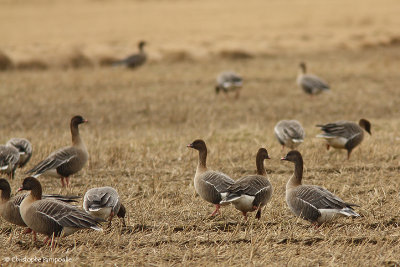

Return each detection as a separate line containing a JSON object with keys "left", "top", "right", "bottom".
{"left": 86, "top": 190, "right": 119, "bottom": 211}
{"left": 296, "top": 185, "right": 349, "bottom": 210}
{"left": 302, "top": 75, "right": 329, "bottom": 90}
{"left": 26, "top": 147, "right": 77, "bottom": 175}
{"left": 203, "top": 171, "right": 234, "bottom": 193}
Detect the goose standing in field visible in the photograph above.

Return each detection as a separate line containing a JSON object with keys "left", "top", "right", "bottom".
{"left": 215, "top": 71, "right": 243, "bottom": 99}
{"left": 281, "top": 150, "right": 360, "bottom": 226}
{"left": 26, "top": 115, "right": 89, "bottom": 188}
{"left": 0, "top": 144, "right": 20, "bottom": 179}
{"left": 113, "top": 41, "right": 147, "bottom": 69}
{"left": 18, "top": 177, "right": 103, "bottom": 246}
{"left": 0, "top": 178, "right": 79, "bottom": 240}
{"left": 274, "top": 120, "right": 305, "bottom": 150}
{"left": 316, "top": 119, "right": 371, "bottom": 159}
{"left": 6, "top": 138, "right": 32, "bottom": 168}
{"left": 83, "top": 187, "right": 126, "bottom": 228}
{"left": 297, "top": 62, "right": 330, "bottom": 95}
{"left": 221, "top": 148, "right": 273, "bottom": 220}
{"left": 187, "top": 139, "right": 235, "bottom": 216}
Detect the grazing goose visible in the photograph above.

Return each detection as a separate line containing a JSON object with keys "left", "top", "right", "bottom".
{"left": 18, "top": 177, "right": 103, "bottom": 246}
{"left": 281, "top": 150, "right": 360, "bottom": 226}
{"left": 6, "top": 138, "right": 32, "bottom": 168}
{"left": 0, "top": 144, "right": 20, "bottom": 179}
{"left": 113, "top": 41, "right": 147, "bottom": 69}
{"left": 274, "top": 120, "right": 305, "bottom": 150}
{"left": 0, "top": 178, "right": 79, "bottom": 240}
{"left": 26, "top": 115, "right": 89, "bottom": 188}
{"left": 83, "top": 187, "right": 126, "bottom": 227}
{"left": 187, "top": 139, "right": 235, "bottom": 216}
{"left": 215, "top": 71, "right": 243, "bottom": 99}
{"left": 221, "top": 148, "right": 272, "bottom": 220}
{"left": 316, "top": 119, "right": 371, "bottom": 159}
{"left": 297, "top": 62, "right": 330, "bottom": 95}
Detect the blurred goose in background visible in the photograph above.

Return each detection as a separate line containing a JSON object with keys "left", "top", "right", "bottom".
{"left": 187, "top": 139, "right": 235, "bottom": 216}
{"left": 0, "top": 144, "right": 20, "bottom": 179}
{"left": 83, "top": 187, "right": 126, "bottom": 228}
{"left": 18, "top": 177, "right": 103, "bottom": 246}
{"left": 215, "top": 71, "right": 243, "bottom": 99}
{"left": 316, "top": 119, "right": 371, "bottom": 159}
{"left": 221, "top": 148, "right": 272, "bottom": 220}
{"left": 6, "top": 138, "right": 32, "bottom": 168}
{"left": 281, "top": 150, "right": 360, "bottom": 226}
{"left": 297, "top": 62, "right": 330, "bottom": 95}
{"left": 113, "top": 41, "right": 147, "bottom": 69}
{"left": 0, "top": 178, "right": 79, "bottom": 239}
{"left": 26, "top": 115, "right": 89, "bottom": 188}
{"left": 274, "top": 120, "right": 305, "bottom": 150}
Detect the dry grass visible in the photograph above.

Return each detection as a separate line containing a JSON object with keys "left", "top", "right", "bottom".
{"left": 0, "top": 46, "right": 399, "bottom": 266}
{"left": 1, "top": 0, "right": 400, "bottom": 266}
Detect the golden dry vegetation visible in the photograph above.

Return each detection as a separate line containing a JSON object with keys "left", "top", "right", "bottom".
{"left": 1, "top": 0, "right": 400, "bottom": 266}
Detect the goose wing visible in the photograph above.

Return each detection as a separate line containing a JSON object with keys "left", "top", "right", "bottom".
{"left": 83, "top": 187, "right": 120, "bottom": 213}
{"left": 301, "top": 74, "right": 330, "bottom": 91}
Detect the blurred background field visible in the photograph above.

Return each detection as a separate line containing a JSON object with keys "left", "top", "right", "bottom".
{"left": 0, "top": 0, "right": 400, "bottom": 266}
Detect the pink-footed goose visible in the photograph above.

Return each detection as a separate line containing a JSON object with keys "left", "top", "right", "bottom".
{"left": 187, "top": 139, "right": 235, "bottom": 216}
{"left": 83, "top": 187, "right": 126, "bottom": 227}
{"left": 274, "top": 120, "right": 305, "bottom": 150}
{"left": 6, "top": 138, "right": 32, "bottom": 168}
{"left": 215, "top": 71, "right": 243, "bottom": 99}
{"left": 26, "top": 115, "right": 89, "bottom": 188}
{"left": 316, "top": 119, "right": 371, "bottom": 159}
{"left": 297, "top": 62, "right": 330, "bottom": 95}
{"left": 221, "top": 148, "right": 272, "bottom": 220}
{"left": 0, "top": 144, "right": 20, "bottom": 179}
{"left": 113, "top": 41, "right": 147, "bottom": 69}
{"left": 0, "top": 178, "right": 79, "bottom": 240}
{"left": 18, "top": 177, "right": 103, "bottom": 246}
{"left": 281, "top": 150, "right": 360, "bottom": 226}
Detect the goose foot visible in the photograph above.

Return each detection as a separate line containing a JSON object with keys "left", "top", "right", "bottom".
{"left": 210, "top": 204, "right": 221, "bottom": 217}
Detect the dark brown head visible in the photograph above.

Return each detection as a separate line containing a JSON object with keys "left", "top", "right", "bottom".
{"left": 18, "top": 177, "right": 42, "bottom": 200}
{"left": 71, "top": 115, "right": 88, "bottom": 126}
{"left": 359, "top": 119, "right": 371, "bottom": 135}
{"left": 138, "top": 41, "right": 146, "bottom": 50}
{"left": 281, "top": 150, "right": 303, "bottom": 163}
{"left": 187, "top": 139, "right": 207, "bottom": 151}
{"left": 257, "top": 148, "right": 270, "bottom": 160}
{"left": 117, "top": 204, "right": 126, "bottom": 218}
{"left": 0, "top": 178, "right": 11, "bottom": 199}
{"left": 299, "top": 62, "right": 307, "bottom": 73}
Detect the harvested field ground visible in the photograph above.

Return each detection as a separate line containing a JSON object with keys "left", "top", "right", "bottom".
{"left": 0, "top": 0, "right": 400, "bottom": 266}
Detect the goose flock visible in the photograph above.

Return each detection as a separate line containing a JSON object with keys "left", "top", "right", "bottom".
{"left": 0, "top": 61, "right": 373, "bottom": 248}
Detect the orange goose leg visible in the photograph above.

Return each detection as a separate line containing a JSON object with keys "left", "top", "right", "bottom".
{"left": 60, "top": 178, "right": 66, "bottom": 188}
{"left": 210, "top": 204, "right": 221, "bottom": 216}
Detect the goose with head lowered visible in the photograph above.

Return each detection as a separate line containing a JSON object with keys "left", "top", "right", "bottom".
{"left": 0, "top": 178, "right": 79, "bottom": 240}
{"left": 297, "top": 62, "right": 330, "bottom": 95}
{"left": 274, "top": 120, "right": 305, "bottom": 150}
{"left": 316, "top": 119, "right": 371, "bottom": 159}
{"left": 6, "top": 138, "right": 32, "bottom": 168}
{"left": 83, "top": 186, "right": 126, "bottom": 228}
{"left": 18, "top": 177, "right": 103, "bottom": 246}
{"left": 26, "top": 115, "right": 89, "bottom": 188}
{"left": 221, "top": 148, "right": 272, "bottom": 220}
{"left": 281, "top": 150, "right": 360, "bottom": 226}
{"left": 215, "top": 71, "right": 243, "bottom": 99}
{"left": 187, "top": 139, "right": 235, "bottom": 216}
{"left": 0, "top": 144, "right": 19, "bottom": 179}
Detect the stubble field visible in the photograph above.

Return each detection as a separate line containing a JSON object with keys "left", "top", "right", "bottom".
{"left": 1, "top": 0, "right": 400, "bottom": 266}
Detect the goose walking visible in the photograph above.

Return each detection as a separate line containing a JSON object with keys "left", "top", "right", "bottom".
{"left": 113, "top": 41, "right": 147, "bottom": 69}
{"left": 274, "top": 120, "right": 305, "bottom": 150}
{"left": 6, "top": 138, "right": 32, "bottom": 168}
{"left": 297, "top": 62, "right": 330, "bottom": 95}
{"left": 0, "top": 144, "right": 20, "bottom": 179}
{"left": 281, "top": 150, "right": 360, "bottom": 226}
{"left": 221, "top": 148, "right": 272, "bottom": 220}
{"left": 316, "top": 119, "right": 371, "bottom": 159}
{"left": 26, "top": 115, "right": 89, "bottom": 188}
{"left": 18, "top": 177, "right": 103, "bottom": 246}
{"left": 215, "top": 71, "right": 243, "bottom": 99}
{"left": 83, "top": 187, "right": 126, "bottom": 227}
{"left": 187, "top": 139, "right": 235, "bottom": 216}
{"left": 0, "top": 178, "right": 79, "bottom": 240}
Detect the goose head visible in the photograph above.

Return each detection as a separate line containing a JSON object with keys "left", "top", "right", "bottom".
{"left": 138, "top": 41, "right": 146, "bottom": 51}
{"left": 299, "top": 62, "right": 307, "bottom": 73}
{"left": 359, "top": 119, "right": 371, "bottom": 135}
{"left": 187, "top": 139, "right": 207, "bottom": 151}
{"left": 257, "top": 148, "right": 270, "bottom": 160}
{"left": 71, "top": 115, "right": 88, "bottom": 126}
{"left": 281, "top": 150, "right": 302, "bottom": 163}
